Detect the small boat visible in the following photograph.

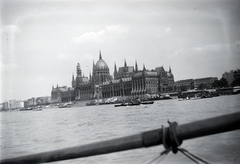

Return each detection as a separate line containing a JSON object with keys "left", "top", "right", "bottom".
{"left": 141, "top": 101, "right": 154, "bottom": 105}
{"left": 33, "top": 108, "right": 42, "bottom": 111}
{"left": 127, "top": 102, "right": 141, "bottom": 106}
{"left": 160, "top": 94, "right": 172, "bottom": 100}
{"left": 20, "top": 107, "right": 33, "bottom": 111}
{"left": 59, "top": 103, "right": 71, "bottom": 108}
{"left": 114, "top": 103, "right": 128, "bottom": 107}
{"left": 178, "top": 97, "right": 201, "bottom": 101}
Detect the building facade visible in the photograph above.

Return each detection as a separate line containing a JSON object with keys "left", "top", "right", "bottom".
{"left": 222, "top": 69, "right": 240, "bottom": 85}
{"left": 51, "top": 85, "right": 75, "bottom": 103}
{"left": 3, "top": 100, "right": 24, "bottom": 110}
{"left": 36, "top": 96, "right": 51, "bottom": 106}
{"left": 175, "top": 77, "right": 218, "bottom": 91}
{"left": 51, "top": 51, "right": 175, "bottom": 102}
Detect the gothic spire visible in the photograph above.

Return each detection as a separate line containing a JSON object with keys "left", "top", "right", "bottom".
{"left": 124, "top": 59, "right": 127, "bottom": 68}
{"left": 99, "top": 50, "right": 102, "bottom": 59}
{"left": 72, "top": 73, "right": 74, "bottom": 81}
{"left": 169, "top": 66, "right": 172, "bottom": 73}
{"left": 143, "top": 64, "right": 146, "bottom": 71}
{"left": 135, "top": 60, "right": 138, "bottom": 72}
{"left": 77, "top": 63, "right": 82, "bottom": 77}
{"left": 89, "top": 71, "right": 92, "bottom": 81}
{"left": 114, "top": 61, "right": 117, "bottom": 73}
{"left": 93, "top": 59, "right": 95, "bottom": 70}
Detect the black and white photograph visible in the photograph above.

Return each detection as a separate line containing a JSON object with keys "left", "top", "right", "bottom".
{"left": 1, "top": 0, "right": 240, "bottom": 163}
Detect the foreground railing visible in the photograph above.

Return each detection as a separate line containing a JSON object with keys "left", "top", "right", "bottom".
{"left": 1, "top": 112, "right": 240, "bottom": 164}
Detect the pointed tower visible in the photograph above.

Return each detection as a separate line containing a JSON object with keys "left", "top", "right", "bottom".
{"left": 124, "top": 59, "right": 127, "bottom": 68}
{"left": 143, "top": 64, "right": 146, "bottom": 71}
{"left": 76, "top": 63, "right": 82, "bottom": 86}
{"left": 114, "top": 61, "right": 118, "bottom": 79}
{"left": 99, "top": 50, "right": 102, "bottom": 59}
{"left": 72, "top": 73, "right": 76, "bottom": 88}
{"left": 169, "top": 66, "right": 172, "bottom": 73}
{"left": 114, "top": 62, "right": 117, "bottom": 73}
{"left": 89, "top": 71, "right": 92, "bottom": 82}
{"left": 77, "top": 63, "right": 82, "bottom": 77}
{"left": 135, "top": 60, "right": 138, "bottom": 72}
{"left": 92, "top": 59, "right": 95, "bottom": 70}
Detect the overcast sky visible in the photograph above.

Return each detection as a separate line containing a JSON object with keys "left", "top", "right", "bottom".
{"left": 1, "top": 0, "right": 240, "bottom": 102}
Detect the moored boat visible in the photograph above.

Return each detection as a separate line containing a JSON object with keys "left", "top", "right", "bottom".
{"left": 114, "top": 103, "right": 128, "bottom": 107}
{"left": 141, "top": 101, "right": 154, "bottom": 104}
{"left": 59, "top": 103, "right": 71, "bottom": 108}
{"left": 20, "top": 107, "right": 33, "bottom": 111}
{"left": 32, "top": 107, "right": 42, "bottom": 111}
{"left": 178, "top": 96, "right": 201, "bottom": 101}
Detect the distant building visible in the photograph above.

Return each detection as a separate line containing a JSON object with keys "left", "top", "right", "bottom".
{"left": 114, "top": 59, "right": 134, "bottom": 79}
{"left": 3, "top": 100, "right": 24, "bottom": 110}
{"left": 175, "top": 77, "right": 218, "bottom": 91}
{"left": 132, "top": 69, "right": 158, "bottom": 97}
{"left": 24, "top": 97, "right": 36, "bottom": 107}
{"left": 51, "top": 85, "right": 75, "bottom": 103}
{"left": 155, "top": 66, "right": 174, "bottom": 93}
{"left": 175, "top": 79, "right": 194, "bottom": 91}
{"left": 194, "top": 77, "right": 218, "bottom": 89}
{"left": 36, "top": 96, "right": 51, "bottom": 106}
{"left": 222, "top": 69, "right": 240, "bottom": 85}
{"left": 51, "top": 51, "right": 175, "bottom": 102}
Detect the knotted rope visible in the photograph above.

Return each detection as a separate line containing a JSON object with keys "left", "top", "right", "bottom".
{"left": 145, "top": 121, "right": 212, "bottom": 164}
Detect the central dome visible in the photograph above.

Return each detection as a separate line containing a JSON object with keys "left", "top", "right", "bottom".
{"left": 95, "top": 52, "right": 109, "bottom": 70}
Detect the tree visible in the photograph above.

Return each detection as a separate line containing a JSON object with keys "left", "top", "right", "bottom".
{"left": 219, "top": 77, "right": 228, "bottom": 87}
{"left": 212, "top": 78, "right": 228, "bottom": 88}
{"left": 167, "top": 86, "right": 173, "bottom": 92}
{"left": 212, "top": 80, "right": 219, "bottom": 88}
{"left": 180, "top": 85, "right": 188, "bottom": 91}
{"left": 190, "top": 81, "right": 195, "bottom": 90}
{"left": 198, "top": 83, "right": 204, "bottom": 90}
{"left": 231, "top": 77, "right": 240, "bottom": 87}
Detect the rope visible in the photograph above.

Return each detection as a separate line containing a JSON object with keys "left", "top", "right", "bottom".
{"left": 168, "top": 121, "right": 182, "bottom": 154}
{"left": 147, "top": 121, "right": 212, "bottom": 164}
{"left": 178, "top": 148, "right": 212, "bottom": 164}
{"left": 144, "top": 148, "right": 171, "bottom": 164}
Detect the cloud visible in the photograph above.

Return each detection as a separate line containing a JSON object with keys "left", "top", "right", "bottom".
{"left": 36, "top": 76, "right": 48, "bottom": 83}
{"left": 73, "top": 31, "right": 105, "bottom": 44}
{"left": 58, "top": 53, "right": 69, "bottom": 60}
{"left": 73, "top": 25, "right": 128, "bottom": 44}
{"left": 172, "top": 42, "right": 238, "bottom": 58}
{"left": 2, "top": 25, "right": 21, "bottom": 33}
{"left": 164, "top": 27, "right": 172, "bottom": 33}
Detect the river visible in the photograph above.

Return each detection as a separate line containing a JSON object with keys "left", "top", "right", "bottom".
{"left": 1, "top": 94, "right": 240, "bottom": 164}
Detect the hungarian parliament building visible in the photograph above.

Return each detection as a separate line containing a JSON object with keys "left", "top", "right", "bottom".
{"left": 51, "top": 51, "right": 175, "bottom": 103}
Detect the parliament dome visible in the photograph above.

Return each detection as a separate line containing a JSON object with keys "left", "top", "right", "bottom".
{"left": 95, "top": 52, "right": 109, "bottom": 71}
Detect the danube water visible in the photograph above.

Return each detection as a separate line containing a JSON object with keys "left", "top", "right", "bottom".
{"left": 1, "top": 94, "right": 240, "bottom": 164}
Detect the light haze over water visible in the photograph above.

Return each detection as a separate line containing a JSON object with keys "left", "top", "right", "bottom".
{"left": 1, "top": 94, "right": 240, "bottom": 163}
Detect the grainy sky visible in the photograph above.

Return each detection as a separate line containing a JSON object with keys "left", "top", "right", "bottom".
{"left": 1, "top": 0, "right": 240, "bottom": 102}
